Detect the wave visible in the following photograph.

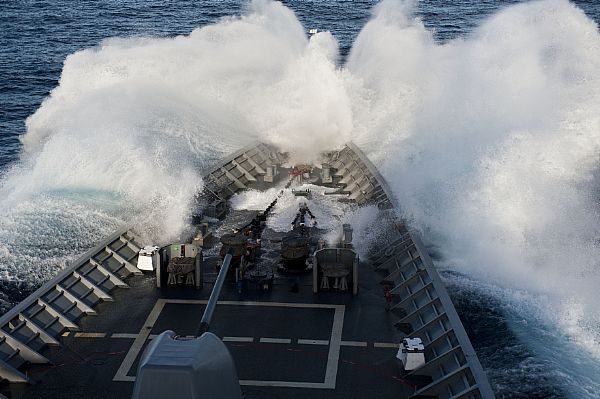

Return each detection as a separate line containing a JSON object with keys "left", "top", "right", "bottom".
{"left": 1, "top": 0, "right": 599, "bottom": 395}
{"left": 347, "top": 1, "right": 600, "bottom": 396}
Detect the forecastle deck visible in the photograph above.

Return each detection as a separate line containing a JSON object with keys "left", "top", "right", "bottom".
{"left": 0, "top": 143, "right": 494, "bottom": 399}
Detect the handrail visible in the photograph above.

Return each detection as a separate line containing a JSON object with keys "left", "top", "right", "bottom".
{"left": 0, "top": 226, "right": 132, "bottom": 326}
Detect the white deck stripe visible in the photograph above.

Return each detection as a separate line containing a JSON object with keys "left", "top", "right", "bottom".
{"left": 107, "top": 332, "right": 375, "bottom": 348}
{"left": 373, "top": 342, "right": 399, "bottom": 348}
{"left": 324, "top": 306, "right": 345, "bottom": 389}
{"left": 259, "top": 338, "right": 291, "bottom": 344}
{"left": 114, "top": 377, "right": 333, "bottom": 386}
{"left": 111, "top": 333, "right": 138, "bottom": 339}
{"left": 239, "top": 380, "right": 328, "bottom": 388}
{"left": 109, "top": 334, "right": 377, "bottom": 347}
{"left": 113, "top": 299, "right": 165, "bottom": 381}
{"left": 223, "top": 336, "right": 254, "bottom": 343}
{"left": 340, "top": 340, "right": 367, "bottom": 347}
{"left": 165, "top": 299, "right": 341, "bottom": 309}
{"left": 114, "top": 299, "right": 347, "bottom": 389}
{"left": 74, "top": 332, "right": 106, "bottom": 338}
{"left": 297, "top": 339, "right": 329, "bottom": 345}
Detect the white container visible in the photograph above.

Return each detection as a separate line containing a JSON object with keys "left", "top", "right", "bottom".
{"left": 396, "top": 337, "right": 425, "bottom": 371}
{"left": 138, "top": 246, "right": 159, "bottom": 271}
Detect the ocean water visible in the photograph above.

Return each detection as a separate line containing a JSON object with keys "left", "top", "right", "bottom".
{"left": 1, "top": 1, "right": 600, "bottom": 397}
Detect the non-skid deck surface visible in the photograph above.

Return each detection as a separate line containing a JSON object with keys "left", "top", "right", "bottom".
{"left": 3, "top": 263, "right": 414, "bottom": 399}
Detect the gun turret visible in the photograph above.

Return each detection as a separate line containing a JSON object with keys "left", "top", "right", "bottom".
{"left": 132, "top": 253, "right": 242, "bottom": 399}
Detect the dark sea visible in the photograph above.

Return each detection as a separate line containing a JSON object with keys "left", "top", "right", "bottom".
{"left": 2, "top": 1, "right": 600, "bottom": 398}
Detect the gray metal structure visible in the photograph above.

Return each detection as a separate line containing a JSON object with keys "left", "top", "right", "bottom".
{"left": 0, "top": 142, "right": 495, "bottom": 399}
{"left": 325, "top": 142, "right": 394, "bottom": 208}
{"left": 201, "top": 143, "right": 285, "bottom": 217}
{"left": 198, "top": 253, "right": 233, "bottom": 334}
{"left": 132, "top": 252, "right": 241, "bottom": 399}
{"left": 0, "top": 229, "right": 143, "bottom": 383}
{"left": 324, "top": 143, "right": 495, "bottom": 398}
{"left": 132, "top": 331, "right": 242, "bottom": 399}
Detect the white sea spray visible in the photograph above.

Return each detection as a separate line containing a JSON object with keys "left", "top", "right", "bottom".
{"left": 0, "top": 1, "right": 599, "bottom": 395}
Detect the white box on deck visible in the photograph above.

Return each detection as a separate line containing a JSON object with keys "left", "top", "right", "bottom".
{"left": 138, "top": 246, "right": 159, "bottom": 271}
{"left": 397, "top": 337, "right": 426, "bottom": 371}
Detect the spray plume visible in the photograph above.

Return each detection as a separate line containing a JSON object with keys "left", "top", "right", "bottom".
{"left": 0, "top": 1, "right": 599, "bottom": 393}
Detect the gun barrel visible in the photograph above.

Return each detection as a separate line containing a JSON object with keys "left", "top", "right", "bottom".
{"left": 197, "top": 252, "right": 233, "bottom": 335}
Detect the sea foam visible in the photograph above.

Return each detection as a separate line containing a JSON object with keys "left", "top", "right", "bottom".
{"left": 1, "top": 0, "right": 599, "bottom": 395}
{"left": 347, "top": 1, "right": 600, "bottom": 395}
